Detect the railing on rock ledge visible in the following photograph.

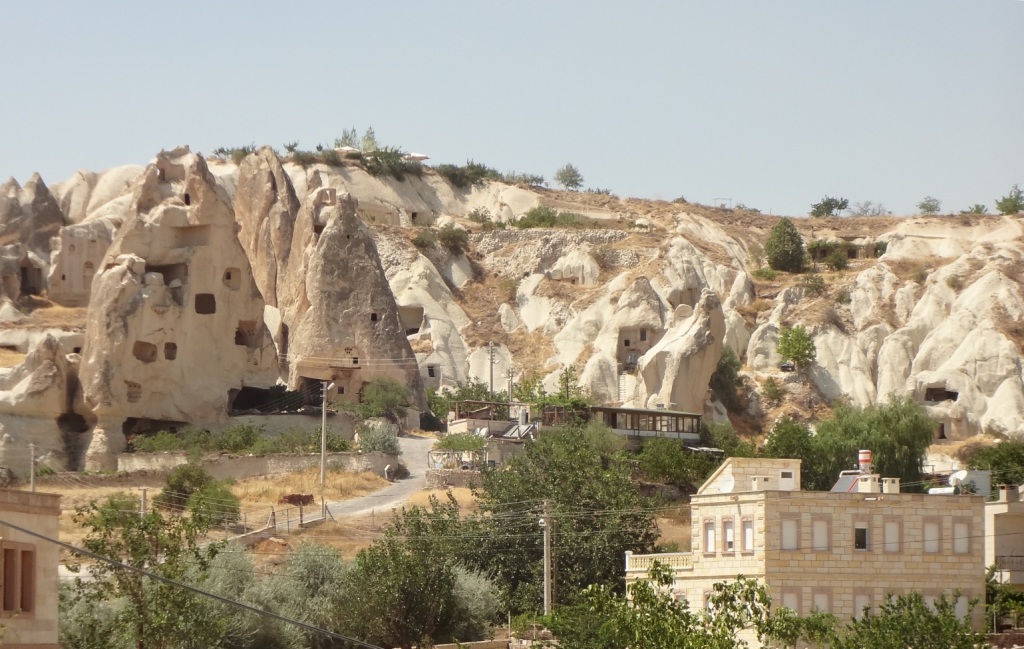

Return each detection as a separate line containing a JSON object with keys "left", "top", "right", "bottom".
{"left": 625, "top": 551, "right": 693, "bottom": 573}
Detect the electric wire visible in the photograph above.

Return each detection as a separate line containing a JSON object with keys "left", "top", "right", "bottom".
{"left": 2, "top": 517, "right": 385, "bottom": 649}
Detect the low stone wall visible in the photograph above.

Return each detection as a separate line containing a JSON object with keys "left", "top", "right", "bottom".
{"left": 118, "top": 451, "right": 397, "bottom": 480}
{"left": 434, "top": 641, "right": 507, "bottom": 649}
{"left": 426, "top": 468, "right": 481, "bottom": 489}
{"left": 987, "top": 631, "right": 1024, "bottom": 648}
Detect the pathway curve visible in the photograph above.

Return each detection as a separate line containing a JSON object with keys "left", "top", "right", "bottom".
{"left": 326, "top": 434, "right": 435, "bottom": 518}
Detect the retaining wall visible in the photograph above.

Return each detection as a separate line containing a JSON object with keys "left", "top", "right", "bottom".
{"left": 118, "top": 451, "right": 396, "bottom": 480}
{"left": 426, "top": 468, "right": 482, "bottom": 489}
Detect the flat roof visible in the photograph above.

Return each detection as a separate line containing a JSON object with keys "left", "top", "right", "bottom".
{"left": 591, "top": 405, "right": 701, "bottom": 417}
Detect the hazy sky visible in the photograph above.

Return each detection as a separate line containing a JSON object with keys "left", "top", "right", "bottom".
{"left": 1, "top": 1, "right": 1021, "bottom": 216}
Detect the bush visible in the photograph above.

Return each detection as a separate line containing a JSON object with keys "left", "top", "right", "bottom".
{"left": 363, "top": 146, "right": 417, "bottom": 181}
{"left": 436, "top": 224, "right": 469, "bottom": 256}
{"left": 358, "top": 423, "right": 402, "bottom": 455}
{"left": 995, "top": 184, "right": 1024, "bottom": 215}
{"left": 874, "top": 241, "right": 888, "bottom": 257}
{"left": 187, "top": 481, "right": 240, "bottom": 526}
{"left": 412, "top": 229, "right": 437, "bottom": 250}
{"left": 343, "top": 377, "right": 412, "bottom": 422}
{"left": 761, "top": 376, "right": 785, "bottom": 403}
{"left": 212, "top": 144, "right": 256, "bottom": 165}
{"left": 836, "top": 289, "right": 851, "bottom": 304}
{"left": 154, "top": 463, "right": 214, "bottom": 512}
{"left": 917, "top": 196, "right": 942, "bottom": 215}
{"left": 435, "top": 160, "right": 501, "bottom": 189}
{"left": 436, "top": 433, "right": 486, "bottom": 452}
{"left": 823, "top": 250, "right": 848, "bottom": 271}
{"left": 764, "top": 218, "right": 806, "bottom": 272}
{"left": 800, "top": 273, "right": 827, "bottom": 296}
{"left": 290, "top": 150, "right": 317, "bottom": 167}
{"left": 752, "top": 268, "right": 778, "bottom": 281}
{"left": 946, "top": 275, "right": 963, "bottom": 290}
{"left": 513, "top": 206, "right": 593, "bottom": 229}
{"left": 637, "top": 437, "right": 717, "bottom": 489}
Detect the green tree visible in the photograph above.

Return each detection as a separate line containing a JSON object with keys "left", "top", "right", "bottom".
{"left": 965, "top": 440, "right": 1024, "bottom": 488}
{"left": 637, "top": 437, "right": 717, "bottom": 489}
{"left": 764, "top": 218, "right": 807, "bottom": 272}
{"left": 833, "top": 590, "right": 982, "bottom": 649}
{"left": 996, "top": 183, "right": 1024, "bottom": 215}
{"left": 436, "top": 224, "right": 469, "bottom": 255}
{"left": 334, "top": 127, "right": 359, "bottom": 149}
{"left": 762, "top": 417, "right": 826, "bottom": 490}
{"left": 462, "top": 425, "right": 657, "bottom": 614}
{"left": 812, "top": 396, "right": 935, "bottom": 491}
{"left": 348, "top": 376, "right": 411, "bottom": 422}
{"left": 346, "top": 495, "right": 489, "bottom": 648}
{"left": 709, "top": 346, "right": 742, "bottom": 412}
{"left": 361, "top": 126, "right": 379, "bottom": 152}
{"left": 66, "top": 495, "right": 227, "bottom": 649}
{"left": 777, "top": 325, "right": 816, "bottom": 370}
{"left": 700, "top": 421, "right": 756, "bottom": 458}
{"left": 810, "top": 196, "right": 849, "bottom": 217}
{"left": 554, "top": 163, "right": 584, "bottom": 190}
{"left": 917, "top": 196, "right": 942, "bottom": 215}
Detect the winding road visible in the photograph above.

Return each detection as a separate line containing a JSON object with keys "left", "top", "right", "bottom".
{"left": 326, "top": 434, "right": 435, "bottom": 518}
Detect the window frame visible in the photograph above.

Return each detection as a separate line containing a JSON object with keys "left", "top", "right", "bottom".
{"left": 883, "top": 518, "right": 902, "bottom": 553}
{"left": 952, "top": 519, "right": 970, "bottom": 555}
{"left": 703, "top": 519, "right": 717, "bottom": 556}
{"left": 811, "top": 515, "right": 831, "bottom": 552}
{"left": 722, "top": 518, "right": 736, "bottom": 554}
{"left": 0, "top": 541, "right": 36, "bottom": 619}
{"left": 741, "top": 517, "right": 755, "bottom": 555}
{"left": 923, "top": 517, "right": 942, "bottom": 554}
{"left": 781, "top": 515, "right": 800, "bottom": 551}
{"left": 811, "top": 587, "right": 832, "bottom": 614}
{"left": 854, "top": 522, "right": 870, "bottom": 551}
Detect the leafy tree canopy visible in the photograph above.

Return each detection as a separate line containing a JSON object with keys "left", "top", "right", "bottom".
{"left": 777, "top": 325, "right": 816, "bottom": 370}
{"left": 810, "top": 196, "right": 849, "bottom": 217}
{"left": 917, "top": 196, "right": 942, "bottom": 215}
{"left": 764, "top": 218, "right": 806, "bottom": 272}
{"left": 996, "top": 183, "right": 1024, "bottom": 215}
{"left": 554, "top": 163, "right": 584, "bottom": 190}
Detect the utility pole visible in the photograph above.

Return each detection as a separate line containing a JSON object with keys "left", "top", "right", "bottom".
{"left": 541, "top": 500, "right": 553, "bottom": 615}
{"left": 140, "top": 488, "right": 148, "bottom": 516}
{"left": 29, "top": 444, "right": 35, "bottom": 493}
{"left": 320, "top": 381, "right": 335, "bottom": 488}
{"left": 507, "top": 367, "right": 514, "bottom": 416}
{"left": 488, "top": 342, "right": 495, "bottom": 394}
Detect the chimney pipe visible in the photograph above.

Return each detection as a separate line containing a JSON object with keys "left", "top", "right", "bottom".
{"left": 999, "top": 485, "right": 1019, "bottom": 503}
{"left": 858, "top": 449, "right": 873, "bottom": 474}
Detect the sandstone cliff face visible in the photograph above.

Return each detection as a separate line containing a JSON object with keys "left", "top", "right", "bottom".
{"left": 78, "top": 148, "right": 278, "bottom": 469}
{"left": 234, "top": 152, "right": 426, "bottom": 409}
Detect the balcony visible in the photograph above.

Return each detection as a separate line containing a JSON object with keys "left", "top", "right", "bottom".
{"left": 996, "top": 556, "right": 1024, "bottom": 571}
{"left": 625, "top": 551, "right": 693, "bottom": 574}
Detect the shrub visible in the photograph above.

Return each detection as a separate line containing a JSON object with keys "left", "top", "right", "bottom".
{"left": 874, "top": 241, "right": 888, "bottom": 257}
{"left": 752, "top": 268, "right": 778, "bottom": 281}
{"left": 358, "top": 423, "right": 402, "bottom": 455}
{"left": 412, "top": 229, "right": 437, "bottom": 250}
{"left": 436, "top": 433, "right": 486, "bottom": 452}
{"left": 823, "top": 250, "right": 848, "bottom": 271}
{"left": 960, "top": 204, "right": 988, "bottom": 215}
{"left": 836, "top": 289, "right": 851, "bottom": 304}
{"left": 917, "top": 196, "right": 942, "bottom": 215}
{"left": 215, "top": 423, "right": 261, "bottom": 453}
{"left": 672, "top": 196, "right": 687, "bottom": 204}
{"left": 363, "top": 146, "right": 415, "bottom": 180}
{"left": 436, "top": 224, "right": 469, "bottom": 255}
{"left": 501, "top": 171, "right": 545, "bottom": 186}
{"left": 435, "top": 160, "right": 501, "bottom": 188}
{"left": 764, "top": 218, "right": 806, "bottom": 272}
{"left": 589, "top": 187, "right": 613, "bottom": 195}
{"left": 154, "top": 463, "right": 214, "bottom": 512}
{"left": 213, "top": 144, "right": 256, "bottom": 165}
{"left": 187, "top": 481, "right": 240, "bottom": 526}
{"left": 995, "top": 184, "right": 1024, "bottom": 215}
{"left": 946, "top": 274, "right": 963, "bottom": 290}
{"left": 912, "top": 266, "right": 929, "bottom": 284}
{"left": 290, "top": 150, "right": 317, "bottom": 167}
{"left": 800, "top": 273, "right": 827, "bottom": 296}
{"left": 761, "top": 376, "right": 785, "bottom": 403}
{"left": 513, "top": 206, "right": 588, "bottom": 229}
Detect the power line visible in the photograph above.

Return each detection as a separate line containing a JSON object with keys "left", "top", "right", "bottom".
{"left": 0, "top": 518, "right": 384, "bottom": 649}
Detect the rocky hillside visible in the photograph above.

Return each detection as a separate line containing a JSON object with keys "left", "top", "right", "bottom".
{"left": 0, "top": 145, "right": 1021, "bottom": 474}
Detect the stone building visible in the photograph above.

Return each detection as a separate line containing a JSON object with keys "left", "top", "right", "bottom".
{"left": 986, "top": 484, "right": 1024, "bottom": 592}
{"left": 0, "top": 489, "right": 60, "bottom": 648}
{"left": 626, "top": 457, "right": 985, "bottom": 646}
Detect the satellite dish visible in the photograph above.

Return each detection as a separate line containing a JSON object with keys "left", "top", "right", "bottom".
{"left": 719, "top": 474, "right": 735, "bottom": 494}
{"left": 949, "top": 470, "right": 969, "bottom": 487}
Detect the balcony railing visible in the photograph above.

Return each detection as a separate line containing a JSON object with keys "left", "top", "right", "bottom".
{"left": 996, "top": 556, "right": 1024, "bottom": 571}
{"left": 625, "top": 551, "right": 693, "bottom": 573}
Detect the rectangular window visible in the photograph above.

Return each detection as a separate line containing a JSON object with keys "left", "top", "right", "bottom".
{"left": 953, "top": 521, "right": 970, "bottom": 554}
{"left": 742, "top": 519, "right": 755, "bottom": 552}
{"left": 781, "top": 518, "right": 799, "bottom": 551}
{"left": 854, "top": 594, "right": 871, "bottom": 619}
{"left": 855, "top": 524, "right": 869, "bottom": 550}
{"left": 640, "top": 329, "right": 648, "bottom": 342}
{"left": 704, "top": 521, "right": 716, "bottom": 554}
{"left": 723, "top": 520, "right": 735, "bottom": 552}
{"left": 812, "top": 518, "right": 830, "bottom": 551}
{"left": 954, "top": 596, "right": 969, "bottom": 620}
{"left": 884, "top": 520, "right": 901, "bottom": 552}
{"left": 924, "top": 521, "right": 940, "bottom": 554}
{"left": 0, "top": 543, "right": 34, "bottom": 616}
{"left": 812, "top": 591, "right": 831, "bottom": 613}
{"left": 782, "top": 591, "right": 800, "bottom": 613}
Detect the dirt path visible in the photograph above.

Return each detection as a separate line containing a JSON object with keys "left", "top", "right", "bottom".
{"left": 326, "top": 435, "right": 435, "bottom": 518}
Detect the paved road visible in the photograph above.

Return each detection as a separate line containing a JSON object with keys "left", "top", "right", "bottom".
{"left": 326, "top": 434, "right": 435, "bottom": 518}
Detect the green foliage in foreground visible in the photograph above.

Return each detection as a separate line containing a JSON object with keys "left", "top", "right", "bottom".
{"left": 546, "top": 563, "right": 982, "bottom": 649}
{"left": 777, "top": 325, "right": 816, "bottom": 370}
{"left": 131, "top": 423, "right": 350, "bottom": 456}
{"left": 436, "top": 432, "right": 486, "bottom": 452}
